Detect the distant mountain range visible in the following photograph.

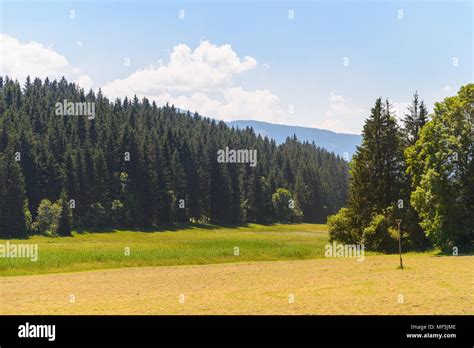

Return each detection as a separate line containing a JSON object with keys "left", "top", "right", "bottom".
{"left": 228, "top": 120, "right": 361, "bottom": 158}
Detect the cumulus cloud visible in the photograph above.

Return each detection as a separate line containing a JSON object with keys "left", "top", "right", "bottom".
{"left": 147, "top": 92, "right": 222, "bottom": 118}
{"left": 219, "top": 87, "right": 282, "bottom": 121}
{"left": 312, "top": 91, "right": 365, "bottom": 134}
{"left": 74, "top": 75, "right": 93, "bottom": 90}
{"left": 102, "top": 41, "right": 283, "bottom": 123}
{"left": 0, "top": 33, "right": 92, "bottom": 88}
{"left": 0, "top": 34, "right": 283, "bottom": 123}
{"left": 102, "top": 41, "right": 257, "bottom": 97}
{"left": 0, "top": 33, "right": 69, "bottom": 81}
{"left": 141, "top": 87, "right": 282, "bottom": 123}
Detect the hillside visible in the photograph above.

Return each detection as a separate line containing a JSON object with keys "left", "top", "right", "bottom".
{"left": 0, "top": 76, "right": 350, "bottom": 238}
{"left": 228, "top": 120, "right": 362, "bottom": 157}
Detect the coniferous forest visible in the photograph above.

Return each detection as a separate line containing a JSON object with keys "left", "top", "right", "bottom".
{"left": 0, "top": 76, "right": 350, "bottom": 238}
{"left": 1, "top": 76, "right": 472, "bottom": 255}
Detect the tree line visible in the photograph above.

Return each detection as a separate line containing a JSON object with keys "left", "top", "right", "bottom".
{"left": 0, "top": 76, "right": 350, "bottom": 238}
{"left": 328, "top": 84, "right": 473, "bottom": 253}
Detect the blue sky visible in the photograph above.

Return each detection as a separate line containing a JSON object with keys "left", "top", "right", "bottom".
{"left": 1, "top": 0, "right": 472, "bottom": 133}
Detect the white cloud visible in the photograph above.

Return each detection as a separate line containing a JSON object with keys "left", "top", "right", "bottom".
{"left": 74, "top": 75, "right": 93, "bottom": 90}
{"left": 328, "top": 91, "right": 348, "bottom": 103}
{"left": 219, "top": 87, "right": 282, "bottom": 121}
{"left": 0, "top": 34, "right": 281, "bottom": 123}
{"left": 0, "top": 33, "right": 68, "bottom": 81}
{"left": 143, "top": 87, "right": 282, "bottom": 123}
{"left": 442, "top": 85, "right": 452, "bottom": 93}
{"left": 147, "top": 92, "right": 222, "bottom": 118}
{"left": 102, "top": 41, "right": 257, "bottom": 97}
{"left": 102, "top": 41, "right": 283, "bottom": 123}
{"left": 312, "top": 91, "right": 365, "bottom": 134}
{"left": 314, "top": 119, "right": 355, "bottom": 134}
{"left": 0, "top": 33, "right": 93, "bottom": 88}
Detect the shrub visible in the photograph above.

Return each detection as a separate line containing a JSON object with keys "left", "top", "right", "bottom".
{"left": 32, "top": 199, "right": 61, "bottom": 235}
{"left": 362, "top": 214, "right": 398, "bottom": 252}
{"left": 327, "top": 208, "right": 359, "bottom": 244}
{"left": 271, "top": 188, "right": 303, "bottom": 222}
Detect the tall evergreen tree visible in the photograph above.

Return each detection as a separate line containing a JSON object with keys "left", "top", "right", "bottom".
{"left": 329, "top": 98, "right": 404, "bottom": 250}
{"left": 400, "top": 93, "right": 430, "bottom": 249}
{"left": 0, "top": 150, "right": 28, "bottom": 237}
{"left": 403, "top": 92, "right": 429, "bottom": 146}
{"left": 348, "top": 98, "right": 402, "bottom": 229}
{"left": 57, "top": 190, "right": 73, "bottom": 236}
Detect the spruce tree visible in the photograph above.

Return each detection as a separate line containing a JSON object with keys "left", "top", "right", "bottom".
{"left": 57, "top": 190, "right": 73, "bottom": 236}
{"left": 403, "top": 92, "right": 429, "bottom": 146}
{"left": 400, "top": 93, "right": 430, "bottom": 249}
{"left": 2, "top": 150, "right": 28, "bottom": 237}
{"left": 332, "top": 98, "right": 403, "bottom": 248}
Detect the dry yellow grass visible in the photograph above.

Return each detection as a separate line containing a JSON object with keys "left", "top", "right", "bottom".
{"left": 1, "top": 254, "right": 472, "bottom": 315}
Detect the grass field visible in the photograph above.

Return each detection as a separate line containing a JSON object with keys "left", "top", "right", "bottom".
{"left": 0, "top": 224, "right": 331, "bottom": 277}
{"left": 0, "top": 224, "right": 472, "bottom": 315}
{"left": 1, "top": 255, "right": 472, "bottom": 315}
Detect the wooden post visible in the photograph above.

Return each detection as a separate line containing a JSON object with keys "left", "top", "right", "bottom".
{"left": 395, "top": 219, "right": 403, "bottom": 269}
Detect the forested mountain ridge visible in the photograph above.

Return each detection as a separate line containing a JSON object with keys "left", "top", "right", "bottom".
{"left": 228, "top": 120, "right": 362, "bottom": 157}
{"left": 0, "top": 76, "right": 349, "bottom": 237}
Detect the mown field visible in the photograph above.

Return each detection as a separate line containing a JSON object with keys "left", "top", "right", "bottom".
{"left": 1, "top": 255, "right": 472, "bottom": 315}
{"left": 0, "top": 224, "right": 472, "bottom": 315}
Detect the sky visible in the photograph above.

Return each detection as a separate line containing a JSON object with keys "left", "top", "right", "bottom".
{"left": 0, "top": 0, "right": 472, "bottom": 134}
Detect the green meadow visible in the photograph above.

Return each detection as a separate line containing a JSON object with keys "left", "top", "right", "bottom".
{"left": 0, "top": 223, "right": 341, "bottom": 276}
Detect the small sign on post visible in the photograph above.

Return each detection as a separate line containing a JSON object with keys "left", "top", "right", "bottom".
{"left": 395, "top": 219, "right": 403, "bottom": 269}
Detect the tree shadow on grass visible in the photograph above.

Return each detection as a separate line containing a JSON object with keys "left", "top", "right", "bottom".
{"left": 0, "top": 234, "right": 31, "bottom": 240}
{"left": 3, "top": 221, "right": 308, "bottom": 239}
{"left": 73, "top": 221, "right": 319, "bottom": 234}
{"left": 73, "top": 222, "right": 238, "bottom": 234}
{"left": 431, "top": 249, "right": 474, "bottom": 257}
